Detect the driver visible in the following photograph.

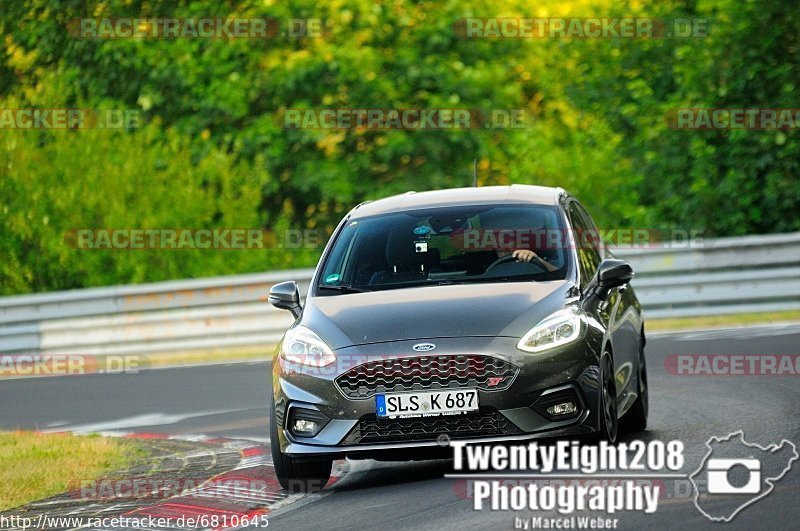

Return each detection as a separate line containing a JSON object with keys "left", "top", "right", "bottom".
{"left": 481, "top": 209, "right": 559, "bottom": 272}
{"left": 500, "top": 248, "right": 558, "bottom": 272}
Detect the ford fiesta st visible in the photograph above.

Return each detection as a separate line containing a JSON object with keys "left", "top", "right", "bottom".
{"left": 268, "top": 185, "right": 648, "bottom": 491}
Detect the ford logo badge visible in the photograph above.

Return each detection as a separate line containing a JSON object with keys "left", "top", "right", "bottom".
{"left": 412, "top": 343, "right": 436, "bottom": 352}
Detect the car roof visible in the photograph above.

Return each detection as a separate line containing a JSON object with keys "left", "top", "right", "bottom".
{"left": 350, "top": 185, "right": 565, "bottom": 219}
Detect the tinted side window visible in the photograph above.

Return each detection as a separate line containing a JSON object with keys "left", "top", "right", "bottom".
{"left": 567, "top": 202, "right": 601, "bottom": 287}
{"left": 575, "top": 202, "right": 606, "bottom": 259}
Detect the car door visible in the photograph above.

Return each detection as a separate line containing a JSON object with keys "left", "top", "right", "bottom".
{"left": 571, "top": 201, "right": 641, "bottom": 407}
{"left": 567, "top": 200, "right": 638, "bottom": 405}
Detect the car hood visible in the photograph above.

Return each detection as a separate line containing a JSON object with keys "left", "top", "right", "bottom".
{"left": 301, "top": 281, "right": 575, "bottom": 349}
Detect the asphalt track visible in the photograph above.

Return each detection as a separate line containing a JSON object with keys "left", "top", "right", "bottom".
{"left": 1, "top": 323, "right": 799, "bottom": 530}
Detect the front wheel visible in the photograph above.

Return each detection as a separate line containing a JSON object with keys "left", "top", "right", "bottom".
{"left": 621, "top": 335, "right": 648, "bottom": 434}
{"left": 596, "top": 353, "right": 619, "bottom": 444}
{"left": 270, "top": 399, "right": 332, "bottom": 493}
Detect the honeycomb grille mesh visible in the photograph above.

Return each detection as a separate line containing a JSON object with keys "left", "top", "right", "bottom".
{"left": 335, "top": 354, "right": 518, "bottom": 399}
{"left": 343, "top": 409, "right": 519, "bottom": 445}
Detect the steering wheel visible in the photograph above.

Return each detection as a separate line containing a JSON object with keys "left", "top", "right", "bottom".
{"left": 483, "top": 254, "right": 518, "bottom": 273}
{"left": 483, "top": 253, "right": 546, "bottom": 275}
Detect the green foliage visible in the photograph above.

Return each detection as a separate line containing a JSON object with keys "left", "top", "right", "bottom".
{"left": 1, "top": 0, "right": 798, "bottom": 295}
{"left": 0, "top": 118, "right": 321, "bottom": 294}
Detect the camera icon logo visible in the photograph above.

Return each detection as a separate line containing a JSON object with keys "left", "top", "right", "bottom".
{"left": 706, "top": 458, "right": 761, "bottom": 494}
{"left": 691, "top": 431, "right": 798, "bottom": 522}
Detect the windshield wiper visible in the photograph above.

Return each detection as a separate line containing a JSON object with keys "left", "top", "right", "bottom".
{"left": 431, "top": 279, "right": 464, "bottom": 285}
{"left": 442, "top": 276, "right": 534, "bottom": 285}
{"left": 318, "top": 284, "right": 371, "bottom": 294}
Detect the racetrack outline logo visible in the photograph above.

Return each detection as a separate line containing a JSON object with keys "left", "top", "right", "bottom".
{"left": 690, "top": 431, "right": 798, "bottom": 522}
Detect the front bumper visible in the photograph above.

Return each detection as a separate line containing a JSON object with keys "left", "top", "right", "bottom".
{"left": 272, "top": 334, "right": 603, "bottom": 459}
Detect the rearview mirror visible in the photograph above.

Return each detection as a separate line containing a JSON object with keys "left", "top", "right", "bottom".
{"left": 268, "top": 281, "right": 302, "bottom": 319}
{"left": 592, "top": 259, "right": 634, "bottom": 299}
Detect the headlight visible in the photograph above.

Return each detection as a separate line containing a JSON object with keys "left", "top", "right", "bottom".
{"left": 280, "top": 326, "right": 336, "bottom": 367}
{"left": 517, "top": 308, "right": 583, "bottom": 353}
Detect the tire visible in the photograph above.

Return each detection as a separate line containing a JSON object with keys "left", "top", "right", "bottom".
{"left": 596, "top": 352, "right": 619, "bottom": 444}
{"left": 270, "top": 399, "right": 333, "bottom": 493}
{"left": 620, "top": 335, "right": 648, "bottom": 434}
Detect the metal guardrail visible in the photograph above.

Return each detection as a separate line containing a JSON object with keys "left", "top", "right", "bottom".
{"left": 616, "top": 232, "right": 800, "bottom": 317}
{"left": 0, "top": 271, "right": 313, "bottom": 356}
{"left": 1, "top": 234, "right": 799, "bottom": 356}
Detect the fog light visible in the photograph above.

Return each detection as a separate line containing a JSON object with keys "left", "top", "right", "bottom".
{"left": 287, "top": 407, "right": 330, "bottom": 437}
{"left": 531, "top": 387, "right": 582, "bottom": 421}
{"left": 293, "top": 419, "right": 318, "bottom": 434}
{"left": 546, "top": 401, "right": 577, "bottom": 416}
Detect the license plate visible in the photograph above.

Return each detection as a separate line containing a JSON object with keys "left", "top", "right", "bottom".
{"left": 376, "top": 389, "right": 479, "bottom": 418}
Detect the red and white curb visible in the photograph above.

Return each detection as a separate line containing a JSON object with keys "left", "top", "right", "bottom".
{"left": 24, "top": 431, "right": 345, "bottom": 530}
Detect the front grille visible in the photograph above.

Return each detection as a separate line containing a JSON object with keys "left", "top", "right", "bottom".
{"left": 335, "top": 354, "right": 519, "bottom": 399}
{"left": 342, "top": 408, "right": 520, "bottom": 445}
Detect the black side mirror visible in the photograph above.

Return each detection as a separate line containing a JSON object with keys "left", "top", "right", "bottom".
{"left": 268, "top": 281, "right": 302, "bottom": 319}
{"left": 592, "top": 259, "right": 634, "bottom": 299}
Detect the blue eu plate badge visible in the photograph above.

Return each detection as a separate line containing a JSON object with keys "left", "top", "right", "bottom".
{"left": 375, "top": 394, "right": 387, "bottom": 417}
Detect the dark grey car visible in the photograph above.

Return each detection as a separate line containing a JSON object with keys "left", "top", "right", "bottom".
{"left": 268, "top": 185, "right": 648, "bottom": 491}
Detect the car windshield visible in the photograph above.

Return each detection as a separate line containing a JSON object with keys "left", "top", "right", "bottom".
{"left": 318, "top": 204, "right": 570, "bottom": 293}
